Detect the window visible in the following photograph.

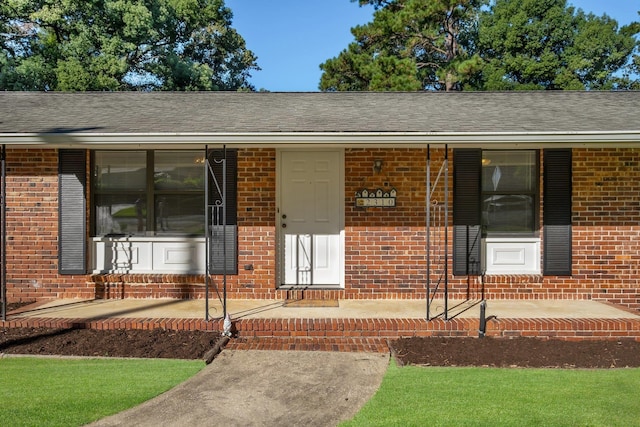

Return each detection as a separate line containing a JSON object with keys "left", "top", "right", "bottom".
{"left": 481, "top": 150, "right": 538, "bottom": 235}
{"left": 454, "top": 149, "right": 572, "bottom": 276}
{"left": 93, "top": 150, "right": 235, "bottom": 237}
{"left": 454, "top": 148, "right": 560, "bottom": 276}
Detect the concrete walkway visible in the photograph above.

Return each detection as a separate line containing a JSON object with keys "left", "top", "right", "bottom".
{"left": 13, "top": 298, "right": 639, "bottom": 321}
{"left": 86, "top": 350, "right": 389, "bottom": 427}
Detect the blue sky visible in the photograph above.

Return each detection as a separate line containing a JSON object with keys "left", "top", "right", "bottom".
{"left": 225, "top": 0, "right": 640, "bottom": 92}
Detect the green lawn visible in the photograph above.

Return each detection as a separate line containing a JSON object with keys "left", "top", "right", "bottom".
{"left": 0, "top": 357, "right": 204, "bottom": 427}
{"left": 4, "top": 356, "right": 639, "bottom": 427}
{"left": 342, "top": 361, "right": 640, "bottom": 427}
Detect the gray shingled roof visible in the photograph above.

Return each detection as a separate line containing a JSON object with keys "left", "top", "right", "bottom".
{"left": 1, "top": 91, "right": 638, "bottom": 135}
{"left": 1, "top": 91, "right": 639, "bottom": 148}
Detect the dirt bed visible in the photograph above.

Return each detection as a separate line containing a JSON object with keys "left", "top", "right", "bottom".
{"left": 391, "top": 336, "right": 640, "bottom": 368}
{"left": 0, "top": 327, "right": 220, "bottom": 360}
{"left": 3, "top": 301, "right": 640, "bottom": 367}
{"left": 1, "top": 326, "right": 639, "bottom": 368}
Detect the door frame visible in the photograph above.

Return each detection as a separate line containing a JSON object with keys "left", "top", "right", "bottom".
{"left": 275, "top": 148, "right": 345, "bottom": 288}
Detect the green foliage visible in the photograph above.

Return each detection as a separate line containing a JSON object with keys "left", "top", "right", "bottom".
{"left": 319, "top": 0, "right": 487, "bottom": 91}
{"left": 620, "top": 14, "right": 640, "bottom": 89}
{"left": 0, "top": 357, "right": 204, "bottom": 427}
{"left": 321, "top": 0, "right": 639, "bottom": 91}
{"left": 342, "top": 362, "right": 640, "bottom": 426}
{"left": 0, "top": 0, "right": 259, "bottom": 91}
{"left": 476, "top": 0, "right": 639, "bottom": 90}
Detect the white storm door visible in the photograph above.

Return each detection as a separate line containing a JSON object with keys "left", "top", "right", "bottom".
{"left": 279, "top": 150, "right": 343, "bottom": 286}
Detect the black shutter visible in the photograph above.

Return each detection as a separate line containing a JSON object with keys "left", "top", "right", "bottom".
{"left": 58, "top": 150, "right": 86, "bottom": 274}
{"left": 208, "top": 225, "right": 237, "bottom": 274}
{"left": 207, "top": 149, "right": 238, "bottom": 274}
{"left": 453, "top": 149, "right": 482, "bottom": 276}
{"left": 543, "top": 149, "right": 572, "bottom": 275}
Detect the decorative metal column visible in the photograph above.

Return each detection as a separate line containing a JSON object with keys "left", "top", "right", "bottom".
{"left": 205, "top": 145, "right": 209, "bottom": 320}
{"left": 426, "top": 145, "right": 449, "bottom": 320}
{"left": 204, "top": 145, "right": 228, "bottom": 321}
{"left": 1, "top": 145, "right": 5, "bottom": 321}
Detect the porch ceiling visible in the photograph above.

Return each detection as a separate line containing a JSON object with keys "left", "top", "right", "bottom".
{"left": 1, "top": 91, "right": 639, "bottom": 149}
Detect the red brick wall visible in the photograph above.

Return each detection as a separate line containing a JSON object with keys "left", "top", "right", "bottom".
{"left": 343, "top": 147, "right": 639, "bottom": 311}
{"left": 344, "top": 148, "right": 429, "bottom": 298}
{"left": 570, "top": 148, "right": 640, "bottom": 310}
{"left": 234, "top": 149, "right": 277, "bottom": 298}
{"left": 3, "top": 147, "right": 639, "bottom": 311}
{"left": 466, "top": 148, "right": 640, "bottom": 311}
{"left": 5, "top": 149, "right": 92, "bottom": 301}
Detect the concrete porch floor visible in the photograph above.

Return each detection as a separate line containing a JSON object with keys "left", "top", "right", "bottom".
{"left": 10, "top": 297, "right": 640, "bottom": 321}
{"left": 5, "top": 298, "right": 640, "bottom": 345}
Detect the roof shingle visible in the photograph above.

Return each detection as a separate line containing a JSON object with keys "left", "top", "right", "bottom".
{"left": 1, "top": 91, "right": 638, "bottom": 135}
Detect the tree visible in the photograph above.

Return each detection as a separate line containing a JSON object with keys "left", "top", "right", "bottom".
{"left": 0, "top": 0, "right": 258, "bottom": 91}
{"left": 476, "top": 0, "right": 639, "bottom": 90}
{"left": 319, "top": 0, "right": 487, "bottom": 91}
{"left": 620, "top": 12, "right": 640, "bottom": 90}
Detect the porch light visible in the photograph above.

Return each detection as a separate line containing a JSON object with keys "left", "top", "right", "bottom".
{"left": 373, "top": 159, "right": 383, "bottom": 174}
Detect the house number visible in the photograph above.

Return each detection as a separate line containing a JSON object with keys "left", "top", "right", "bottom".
{"left": 355, "top": 188, "right": 397, "bottom": 208}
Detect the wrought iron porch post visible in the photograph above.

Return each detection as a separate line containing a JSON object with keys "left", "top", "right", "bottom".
{"left": 205, "top": 145, "right": 210, "bottom": 320}
{"left": 426, "top": 146, "right": 431, "bottom": 320}
{"left": 1, "top": 145, "right": 5, "bottom": 321}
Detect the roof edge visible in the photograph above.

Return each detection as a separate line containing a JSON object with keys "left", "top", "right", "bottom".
{"left": 1, "top": 131, "right": 640, "bottom": 149}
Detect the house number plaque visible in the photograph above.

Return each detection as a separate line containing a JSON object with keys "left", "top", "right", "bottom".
{"left": 355, "top": 188, "right": 397, "bottom": 207}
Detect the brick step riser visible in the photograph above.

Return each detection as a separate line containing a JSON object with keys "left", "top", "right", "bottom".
{"left": 2, "top": 317, "right": 639, "bottom": 341}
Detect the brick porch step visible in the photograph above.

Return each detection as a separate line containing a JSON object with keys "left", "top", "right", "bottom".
{"left": 226, "top": 336, "right": 390, "bottom": 353}
{"left": 3, "top": 316, "right": 639, "bottom": 344}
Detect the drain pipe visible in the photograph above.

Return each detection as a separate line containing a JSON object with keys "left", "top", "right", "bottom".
{"left": 478, "top": 300, "right": 498, "bottom": 338}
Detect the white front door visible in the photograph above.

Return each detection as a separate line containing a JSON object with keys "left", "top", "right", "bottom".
{"left": 278, "top": 150, "right": 344, "bottom": 287}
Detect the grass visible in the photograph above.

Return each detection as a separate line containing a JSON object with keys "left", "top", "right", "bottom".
{"left": 0, "top": 357, "right": 204, "bottom": 427}
{"left": 341, "top": 361, "right": 640, "bottom": 427}
{"left": 4, "top": 356, "right": 640, "bottom": 426}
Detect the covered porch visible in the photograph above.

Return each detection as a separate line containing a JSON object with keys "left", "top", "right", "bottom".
{"left": 2, "top": 92, "right": 640, "bottom": 339}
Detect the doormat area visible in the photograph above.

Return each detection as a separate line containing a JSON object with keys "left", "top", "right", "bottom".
{"left": 283, "top": 299, "right": 340, "bottom": 308}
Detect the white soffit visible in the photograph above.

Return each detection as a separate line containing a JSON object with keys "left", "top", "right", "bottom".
{"left": 1, "top": 130, "right": 640, "bottom": 149}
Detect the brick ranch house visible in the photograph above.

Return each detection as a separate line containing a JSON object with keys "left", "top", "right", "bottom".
{"left": 0, "top": 91, "right": 639, "bottom": 316}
